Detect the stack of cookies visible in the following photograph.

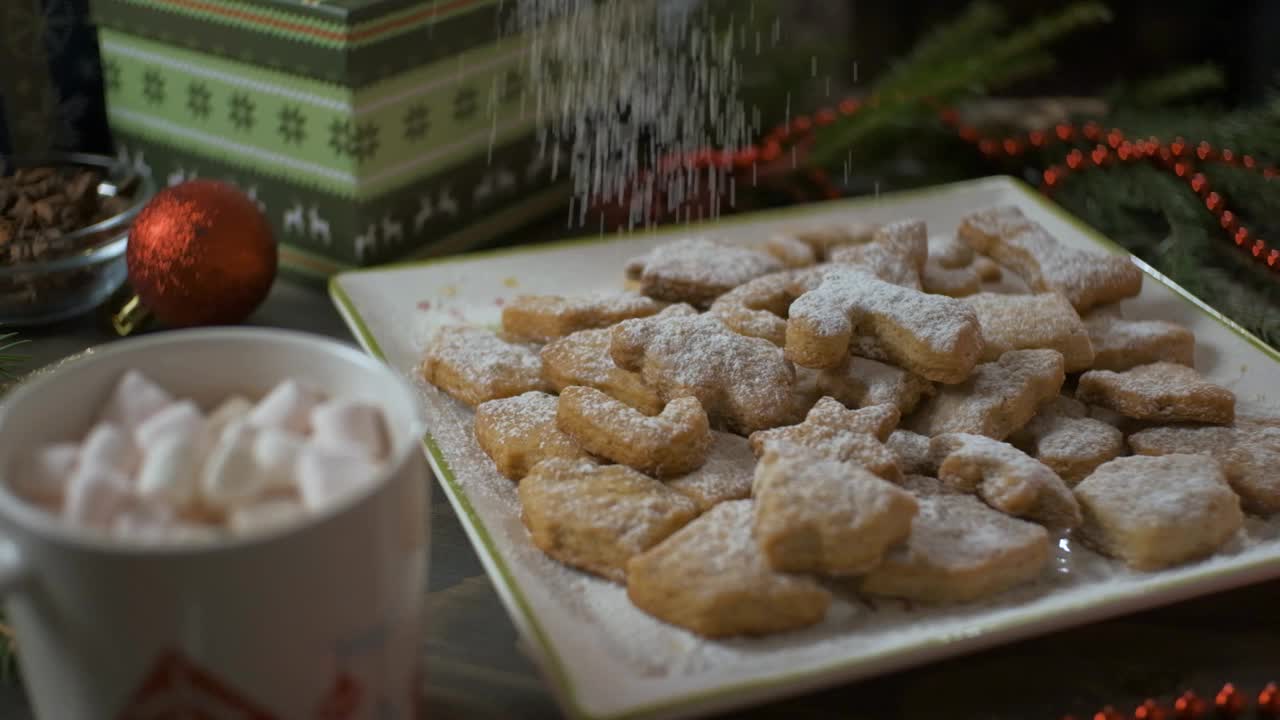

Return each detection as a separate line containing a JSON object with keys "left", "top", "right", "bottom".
{"left": 420, "top": 205, "right": 1275, "bottom": 639}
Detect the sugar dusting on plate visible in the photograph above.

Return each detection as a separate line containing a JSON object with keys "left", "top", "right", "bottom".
{"left": 413, "top": 367, "right": 1280, "bottom": 683}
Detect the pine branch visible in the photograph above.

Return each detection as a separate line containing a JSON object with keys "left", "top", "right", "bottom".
{"left": 875, "top": 1, "right": 1008, "bottom": 96}
{"left": 1131, "top": 63, "right": 1226, "bottom": 107}
{"left": 809, "top": 1, "right": 1111, "bottom": 166}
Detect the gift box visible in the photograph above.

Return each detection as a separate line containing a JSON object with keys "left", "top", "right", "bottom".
{"left": 0, "top": 0, "right": 112, "bottom": 156}
{"left": 90, "top": 0, "right": 568, "bottom": 280}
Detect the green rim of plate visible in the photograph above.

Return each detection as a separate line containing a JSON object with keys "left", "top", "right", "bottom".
{"left": 328, "top": 175, "right": 1280, "bottom": 720}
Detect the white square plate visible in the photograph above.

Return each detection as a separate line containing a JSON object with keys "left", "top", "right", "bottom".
{"left": 330, "top": 176, "right": 1280, "bottom": 720}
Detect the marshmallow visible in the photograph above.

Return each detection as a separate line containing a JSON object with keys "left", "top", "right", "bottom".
{"left": 81, "top": 422, "right": 140, "bottom": 478}
{"left": 97, "top": 370, "right": 174, "bottom": 430}
{"left": 251, "top": 427, "right": 306, "bottom": 491}
{"left": 296, "top": 446, "right": 380, "bottom": 513}
{"left": 112, "top": 511, "right": 219, "bottom": 545}
{"left": 13, "top": 443, "right": 79, "bottom": 506}
{"left": 200, "top": 420, "right": 264, "bottom": 508}
{"left": 136, "top": 431, "right": 203, "bottom": 506}
{"left": 229, "top": 498, "right": 305, "bottom": 535}
{"left": 206, "top": 396, "right": 253, "bottom": 438}
{"left": 134, "top": 400, "right": 206, "bottom": 452}
{"left": 310, "top": 399, "right": 390, "bottom": 461}
{"left": 247, "top": 380, "right": 318, "bottom": 435}
{"left": 64, "top": 466, "right": 134, "bottom": 528}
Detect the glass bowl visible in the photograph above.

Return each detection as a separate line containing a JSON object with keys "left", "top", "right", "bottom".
{"left": 0, "top": 152, "right": 155, "bottom": 327}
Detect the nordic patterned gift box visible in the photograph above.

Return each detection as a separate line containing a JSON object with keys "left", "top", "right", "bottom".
{"left": 90, "top": 0, "right": 567, "bottom": 279}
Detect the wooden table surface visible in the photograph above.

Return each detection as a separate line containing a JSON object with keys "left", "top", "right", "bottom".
{"left": 4, "top": 279, "right": 1279, "bottom": 720}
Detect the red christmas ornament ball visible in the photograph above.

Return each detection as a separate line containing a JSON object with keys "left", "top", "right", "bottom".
{"left": 127, "top": 180, "right": 277, "bottom": 327}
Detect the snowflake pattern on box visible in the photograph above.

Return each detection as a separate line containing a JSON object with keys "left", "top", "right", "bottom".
{"left": 228, "top": 92, "right": 256, "bottom": 132}
{"left": 142, "top": 68, "right": 166, "bottom": 105}
{"left": 403, "top": 102, "right": 430, "bottom": 142}
{"left": 453, "top": 87, "right": 479, "bottom": 122}
{"left": 329, "top": 119, "right": 380, "bottom": 163}
{"left": 278, "top": 105, "right": 306, "bottom": 144}
{"left": 187, "top": 81, "right": 212, "bottom": 120}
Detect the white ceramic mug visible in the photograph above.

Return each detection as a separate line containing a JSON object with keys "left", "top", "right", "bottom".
{"left": 0, "top": 328, "right": 429, "bottom": 720}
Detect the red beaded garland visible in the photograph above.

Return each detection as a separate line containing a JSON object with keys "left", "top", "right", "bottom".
{"left": 1215, "top": 683, "right": 1243, "bottom": 717}
{"left": 642, "top": 93, "right": 1277, "bottom": 275}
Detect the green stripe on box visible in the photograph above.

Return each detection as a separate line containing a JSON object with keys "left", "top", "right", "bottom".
{"left": 102, "top": 28, "right": 538, "bottom": 197}
{"left": 101, "top": 0, "right": 500, "bottom": 47}
{"left": 92, "top": 0, "right": 513, "bottom": 85}
{"left": 114, "top": 129, "right": 566, "bottom": 268}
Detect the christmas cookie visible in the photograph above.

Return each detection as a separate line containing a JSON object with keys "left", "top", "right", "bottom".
{"left": 422, "top": 326, "right": 548, "bottom": 407}
{"left": 501, "top": 291, "right": 664, "bottom": 342}
{"left": 709, "top": 268, "right": 821, "bottom": 346}
{"left": 931, "top": 433, "right": 1082, "bottom": 529}
{"left": 1076, "top": 362, "right": 1235, "bottom": 424}
{"left": 474, "top": 392, "right": 587, "bottom": 481}
{"left": 828, "top": 219, "right": 929, "bottom": 289}
{"left": 750, "top": 423, "right": 903, "bottom": 483}
{"left": 1073, "top": 454, "right": 1243, "bottom": 570}
{"left": 665, "top": 432, "right": 757, "bottom": 511}
{"left": 963, "top": 292, "right": 1095, "bottom": 372}
{"left": 540, "top": 304, "right": 695, "bottom": 415}
{"left": 815, "top": 356, "right": 935, "bottom": 415}
{"left": 785, "top": 267, "right": 984, "bottom": 382}
{"left": 957, "top": 205, "right": 1143, "bottom": 313}
{"left": 1083, "top": 312, "right": 1196, "bottom": 371}
{"left": 519, "top": 458, "right": 699, "bottom": 583}
{"left": 858, "top": 490, "right": 1050, "bottom": 604}
{"left": 625, "top": 237, "right": 782, "bottom": 308}
{"left": 887, "top": 429, "right": 936, "bottom": 476}
{"left": 626, "top": 499, "right": 832, "bottom": 637}
{"left": 907, "top": 349, "right": 1065, "bottom": 440}
{"left": 556, "top": 386, "right": 711, "bottom": 478}
{"left": 1128, "top": 423, "right": 1280, "bottom": 515}
{"left": 921, "top": 259, "right": 983, "bottom": 297}
{"left": 753, "top": 452, "right": 918, "bottom": 576}
{"left": 1009, "top": 396, "right": 1124, "bottom": 485}
{"left": 764, "top": 222, "right": 879, "bottom": 267}
{"left": 610, "top": 312, "right": 797, "bottom": 434}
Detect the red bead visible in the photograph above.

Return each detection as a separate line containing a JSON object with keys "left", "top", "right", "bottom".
{"left": 1190, "top": 173, "right": 1209, "bottom": 195}
{"left": 1242, "top": 155, "right": 1257, "bottom": 169}
{"left": 1215, "top": 683, "right": 1243, "bottom": 716}
{"left": 1253, "top": 240, "right": 1265, "bottom": 257}
{"left": 1196, "top": 141, "right": 1214, "bottom": 161}
{"left": 978, "top": 139, "right": 999, "bottom": 156}
{"left": 815, "top": 108, "right": 836, "bottom": 126}
{"left": 838, "top": 98, "right": 860, "bottom": 115}
{"left": 1083, "top": 121, "right": 1102, "bottom": 141}
{"left": 1220, "top": 148, "right": 1235, "bottom": 163}
{"left": 1268, "top": 250, "right": 1279, "bottom": 269}
{"left": 1174, "top": 161, "right": 1191, "bottom": 178}
{"left": 1056, "top": 123, "right": 1075, "bottom": 141}
{"left": 1067, "top": 149, "right": 1085, "bottom": 169}
{"left": 1265, "top": 168, "right": 1278, "bottom": 179}
{"left": 1117, "top": 142, "right": 1135, "bottom": 161}
{"left": 1134, "top": 699, "right": 1168, "bottom": 720}
{"left": 792, "top": 115, "right": 812, "bottom": 133}
{"left": 1091, "top": 145, "right": 1110, "bottom": 166}
{"left": 1174, "top": 691, "right": 1206, "bottom": 719}
{"left": 1043, "top": 166, "right": 1063, "bottom": 187}
{"left": 958, "top": 126, "right": 979, "bottom": 143}
{"left": 1094, "top": 706, "right": 1125, "bottom": 720}
{"left": 1003, "top": 138, "right": 1023, "bottom": 155}
{"left": 1171, "top": 138, "right": 1187, "bottom": 157}
{"left": 1236, "top": 227, "right": 1250, "bottom": 246}
{"left": 1205, "top": 191, "right": 1224, "bottom": 213}
{"left": 761, "top": 141, "right": 781, "bottom": 162}
{"left": 1158, "top": 147, "right": 1174, "bottom": 165}
{"left": 735, "top": 146, "right": 759, "bottom": 167}
{"left": 1219, "top": 210, "right": 1237, "bottom": 231}
{"left": 939, "top": 107, "right": 960, "bottom": 126}
{"left": 1029, "top": 130, "right": 1047, "bottom": 147}
{"left": 1107, "top": 129, "right": 1125, "bottom": 148}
